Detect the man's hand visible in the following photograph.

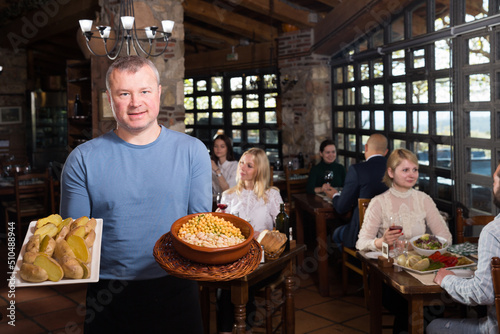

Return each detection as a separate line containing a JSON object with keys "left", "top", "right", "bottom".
{"left": 323, "top": 185, "right": 338, "bottom": 198}
{"left": 433, "top": 268, "right": 455, "bottom": 285}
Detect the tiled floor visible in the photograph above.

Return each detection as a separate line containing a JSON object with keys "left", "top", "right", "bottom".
{"left": 0, "top": 240, "right": 393, "bottom": 334}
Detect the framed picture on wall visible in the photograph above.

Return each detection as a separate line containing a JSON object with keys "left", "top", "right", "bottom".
{"left": 0, "top": 106, "right": 22, "bottom": 124}
{"left": 99, "top": 90, "right": 114, "bottom": 120}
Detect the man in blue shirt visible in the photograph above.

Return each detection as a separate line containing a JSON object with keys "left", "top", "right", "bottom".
{"left": 61, "top": 56, "right": 211, "bottom": 333}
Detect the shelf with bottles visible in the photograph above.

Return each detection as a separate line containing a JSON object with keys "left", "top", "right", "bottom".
{"left": 67, "top": 60, "right": 91, "bottom": 119}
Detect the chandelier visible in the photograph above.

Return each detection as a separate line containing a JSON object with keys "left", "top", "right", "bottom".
{"left": 78, "top": 0, "right": 174, "bottom": 59}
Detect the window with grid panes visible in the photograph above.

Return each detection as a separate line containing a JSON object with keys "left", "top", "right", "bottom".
{"left": 184, "top": 70, "right": 281, "bottom": 164}
{"left": 331, "top": 0, "right": 500, "bottom": 217}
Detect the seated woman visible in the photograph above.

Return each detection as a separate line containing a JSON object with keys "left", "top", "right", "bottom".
{"left": 217, "top": 147, "right": 283, "bottom": 333}
{"left": 211, "top": 134, "right": 238, "bottom": 194}
{"left": 306, "top": 139, "right": 346, "bottom": 194}
{"left": 356, "top": 148, "right": 452, "bottom": 333}
{"left": 356, "top": 148, "right": 452, "bottom": 251}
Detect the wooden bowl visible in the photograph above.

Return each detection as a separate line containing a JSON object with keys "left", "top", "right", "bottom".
{"left": 170, "top": 212, "right": 254, "bottom": 265}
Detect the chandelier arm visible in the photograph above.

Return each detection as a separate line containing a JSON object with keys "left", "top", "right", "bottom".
{"left": 102, "top": 38, "right": 122, "bottom": 60}
{"left": 131, "top": 26, "right": 153, "bottom": 57}
{"left": 84, "top": 38, "right": 113, "bottom": 58}
{"left": 145, "top": 36, "right": 170, "bottom": 57}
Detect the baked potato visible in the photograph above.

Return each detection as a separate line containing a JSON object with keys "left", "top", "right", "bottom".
{"left": 60, "top": 255, "right": 84, "bottom": 279}
{"left": 25, "top": 235, "right": 40, "bottom": 253}
{"left": 19, "top": 263, "right": 48, "bottom": 283}
{"left": 33, "top": 254, "right": 64, "bottom": 282}
{"left": 53, "top": 239, "right": 76, "bottom": 260}
{"left": 39, "top": 235, "right": 56, "bottom": 257}
{"left": 66, "top": 235, "right": 90, "bottom": 263}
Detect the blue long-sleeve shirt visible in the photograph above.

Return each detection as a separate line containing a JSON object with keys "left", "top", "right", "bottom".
{"left": 60, "top": 126, "right": 212, "bottom": 280}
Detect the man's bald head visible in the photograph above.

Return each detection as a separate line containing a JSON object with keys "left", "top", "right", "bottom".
{"left": 365, "top": 133, "right": 388, "bottom": 159}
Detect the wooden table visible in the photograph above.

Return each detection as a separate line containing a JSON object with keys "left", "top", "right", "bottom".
{"left": 292, "top": 193, "right": 351, "bottom": 296}
{"left": 0, "top": 180, "right": 14, "bottom": 196}
{"left": 199, "top": 244, "right": 306, "bottom": 334}
{"left": 272, "top": 171, "right": 286, "bottom": 192}
{"left": 357, "top": 251, "right": 446, "bottom": 334}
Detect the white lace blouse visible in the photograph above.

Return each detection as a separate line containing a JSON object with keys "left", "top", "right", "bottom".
{"left": 356, "top": 187, "right": 452, "bottom": 252}
{"left": 221, "top": 188, "right": 283, "bottom": 233}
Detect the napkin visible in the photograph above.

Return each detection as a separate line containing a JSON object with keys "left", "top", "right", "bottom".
{"left": 406, "top": 270, "right": 438, "bottom": 285}
{"left": 447, "top": 242, "right": 478, "bottom": 256}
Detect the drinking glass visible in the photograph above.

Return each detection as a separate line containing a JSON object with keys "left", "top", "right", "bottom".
{"left": 324, "top": 170, "right": 334, "bottom": 185}
{"left": 275, "top": 160, "right": 281, "bottom": 171}
{"left": 394, "top": 238, "right": 409, "bottom": 259}
{"left": 388, "top": 215, "right": 403, "bottom": 254}
{"left": 215, "top": 192, "right": 227, "bottom": 212}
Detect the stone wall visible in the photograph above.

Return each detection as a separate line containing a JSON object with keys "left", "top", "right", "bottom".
{"left": 98, "top": 0, "right": 185, "bottom": 132}
{"left": 278, "top": 29, "right": 332, "bottom": 166}
{"left": 149, "top": 0, "right": 185, "bottom": 132}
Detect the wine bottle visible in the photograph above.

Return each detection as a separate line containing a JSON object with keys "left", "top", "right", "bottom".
{"left": 74, "top": 94, "right": 83, "bottom": 117}
{"left": 298, "top": 152, "right": 304, "bottom": 168}
{"left": 275, "top": 203, "right": 290, "bottom": 251}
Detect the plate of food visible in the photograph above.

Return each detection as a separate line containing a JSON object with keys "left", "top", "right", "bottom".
{"left": 14, "top": 215, "right": 102, "bottom": 287}
{"left": 393, "top": 251, "right": 476, "bottom": 275}
{"left": 410, "top": 234, "right": 448, "bottom": 256}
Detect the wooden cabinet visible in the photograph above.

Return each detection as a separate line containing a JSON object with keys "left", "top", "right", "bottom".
{"left": 66, "top": 60, "right": 92, "bottom": 149}
{"left": 66, "top": 57, "right": 112, "bottom": 149}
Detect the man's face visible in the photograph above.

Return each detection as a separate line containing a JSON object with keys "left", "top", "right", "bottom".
{"left": 493, "top": 164, "right": 500, "bottom": 208}
{"left": 107, "top": 64, "right": 161, "bottom": 135}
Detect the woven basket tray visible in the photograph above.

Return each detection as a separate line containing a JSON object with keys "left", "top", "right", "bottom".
{"left": 153, "top": 232, "right": 262, "bottom": 282}
{"left": 265, "top": 242, "right": 286, "bottom": 261}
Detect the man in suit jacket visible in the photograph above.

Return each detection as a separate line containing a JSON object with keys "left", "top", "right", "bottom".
{"left": 324, "top": 133, "right": 389, "bottom": 248}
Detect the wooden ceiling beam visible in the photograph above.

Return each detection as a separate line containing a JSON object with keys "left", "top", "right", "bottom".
{"left": 185, "top": 41, "right": 276, "bottom": 76}
{"left": 315, "top": 0, "right": 342, "bottom": 8}
{"left": 313, "top": 0, "right": 419, "bottom": 55}
{"left": 235, "top": 0, "right": 314, "bottom": 29}
{"left": 184, "top": 22, "right": 240, "bottom": 49}
{"left": 0, "top": 0, "right": 99, "bottom": 51}
{"left": 183, "top": 0, "right": 277, "bottom": 42}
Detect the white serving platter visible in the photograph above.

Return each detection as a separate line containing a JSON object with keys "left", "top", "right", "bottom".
{"left": 14, "top": 218, "right": 102, "bottom": 287}
{"left": 393, "top": 260, "right": 476, "bottom": 275}
{"left": 364, "top": 251, "right": 384, "bottom": 259}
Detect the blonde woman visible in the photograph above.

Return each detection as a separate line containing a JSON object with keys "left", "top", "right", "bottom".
{"left": 217, "top": 147, "right": 283, "bottom": 334}
{"left": 220, "top": 147, "right": 283, "bottom": 237}
{"left": 355, "top": 148, "right": 451, "bottom": 333}
{"left": 356, "top": 148, "right": 452, "bottom": 252}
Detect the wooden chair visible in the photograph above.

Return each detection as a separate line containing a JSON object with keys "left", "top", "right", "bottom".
{"left": 341, "top": 198, "right": 370, "bottom": 308}
{"left": 456, "top": 207, "right": 494, "bottom": 244}
{"left": 284, "top": 167, "right": 310, "bottom": 215}
{"left": 2, "top": 170, "right": 49, "bottom": 245}
{"left": 492, "top": 256, "right": 500, "bottom": 334}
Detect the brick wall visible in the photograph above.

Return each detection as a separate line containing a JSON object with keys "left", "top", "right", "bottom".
{"left": 278, "top": 29, "right": 332, "bottom": 166}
